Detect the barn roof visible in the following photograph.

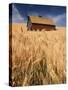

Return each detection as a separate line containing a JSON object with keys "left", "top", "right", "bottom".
{"left": 28, "top": 16, "right": 55, "bottom": 26}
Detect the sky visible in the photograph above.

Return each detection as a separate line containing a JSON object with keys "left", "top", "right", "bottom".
{"left": 9, "top": 3, "right": 66, "bottom": 26}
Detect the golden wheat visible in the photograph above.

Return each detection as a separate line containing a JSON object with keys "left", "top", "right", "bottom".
{"left": 9, "top": 23, "right": 66, "bottom": 86}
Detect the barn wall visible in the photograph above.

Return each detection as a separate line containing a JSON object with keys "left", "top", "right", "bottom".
{"left": 27, "top": 17, "right": 32, "bottom": 30}
{"left": 27, "top": 21, "right": 32, "bottom": 30}
{"left": 31, "top": 24, "right": 56, "bottom": 31}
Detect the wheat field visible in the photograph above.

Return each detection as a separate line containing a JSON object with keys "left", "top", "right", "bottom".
{"left": 9, "top": 23, "right": 66, "bottom": 86}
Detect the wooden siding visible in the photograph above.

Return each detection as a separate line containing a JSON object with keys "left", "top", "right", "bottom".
{"left": 30, "top": 23, "right": 56, "bottom": 31}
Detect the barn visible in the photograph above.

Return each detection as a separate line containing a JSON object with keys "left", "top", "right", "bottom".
{"left": 27, "top": 16, "right": 56, "bottom": 31}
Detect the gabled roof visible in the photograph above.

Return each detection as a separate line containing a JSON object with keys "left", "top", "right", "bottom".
{"left": 28, "top": 16, "right": 55, "bottom": 26}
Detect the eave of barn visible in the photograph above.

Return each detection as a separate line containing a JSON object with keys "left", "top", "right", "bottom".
{"left": 32, "top": 23, "right": 56, "bottom": 27}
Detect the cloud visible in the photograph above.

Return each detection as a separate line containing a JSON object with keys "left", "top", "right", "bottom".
{"left": 28, "top": 12, "right": 39, "bottom": 16}
{"left": 53, "top": 13, "right": 66, "bottom": 24}
{"left": 12, "top": 4, "right": 24, "bottom": 23}
{"left": 46, "top": 13, "right": 66, "bottom": 26}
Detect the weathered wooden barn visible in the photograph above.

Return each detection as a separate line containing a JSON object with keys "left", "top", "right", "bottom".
{"left": 27, "top": 16, "right": 56, "bottom": 31}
